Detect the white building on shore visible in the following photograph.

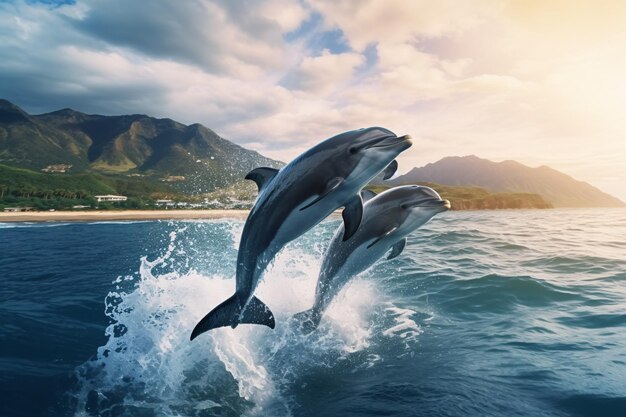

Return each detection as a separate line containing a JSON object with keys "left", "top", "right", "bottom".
{"left": 155, "top": 199, "right": 174, "bottom": 207}
{"left": 94, "top": 195, "right": 127, "bottom": 202}
{"left": 3, "top": 207, "right": 34, "bottom": 212}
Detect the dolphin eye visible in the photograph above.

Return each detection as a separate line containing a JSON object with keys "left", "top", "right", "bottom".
{"left": 348, "top": 146, "right": 358, "bottom": 154}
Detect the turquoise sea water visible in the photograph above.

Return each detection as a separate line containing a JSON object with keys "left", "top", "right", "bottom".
{"left": 1, "top": 208, "right": 625, "bottom": 416}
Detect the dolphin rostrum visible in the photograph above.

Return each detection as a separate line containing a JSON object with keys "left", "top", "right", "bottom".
{"left": 293, "top": 185, "right": 450, "bottom": 333}
{"left": 190, "top": 127, "right": 412, "bottom": 339}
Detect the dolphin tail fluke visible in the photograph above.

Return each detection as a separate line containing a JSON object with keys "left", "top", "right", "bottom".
{"left": 190, "top": 294, "right": 241, "bottom": 340}
{"left": 240, "top": 296, "right": 275, "bottom": 328}
{"left": 292, "top": 308, "right": 322, "bottom": 334}
{"left": 190, "top": 295, "right": 275, "bottom": 341}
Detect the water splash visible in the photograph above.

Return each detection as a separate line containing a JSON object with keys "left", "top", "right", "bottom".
{"left": 71, "top": 221, "right": 419, "bottom": 416}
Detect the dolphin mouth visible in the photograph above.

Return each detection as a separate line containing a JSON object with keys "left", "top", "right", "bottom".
{"left": 370, "top": 134, "right": 412, "bottom": 150}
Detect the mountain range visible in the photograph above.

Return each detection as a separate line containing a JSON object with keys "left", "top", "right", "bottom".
{"left": 1, "top": 99, "right": 622, "bottom": 208}
{"left": 391, "top": 155, "right": 623, "bottom": 207}
{"left": 0, "top": 99, "right": 281, "bottom": 193}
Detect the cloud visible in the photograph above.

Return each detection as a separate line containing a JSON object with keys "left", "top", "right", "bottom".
{"left": 307, "top": 0, "right": 495, "bottom": 50}
{"left": 286, "top": 49, "right": 364, "bottom": 93}
{"left": 73, "top": 0, "right": 308, "bottom": 78}
{"left": 0, "top": 1, "right": 302, "bottom": 119}
{"left": 0, "top": 0, "right": 625, "bottom": 200}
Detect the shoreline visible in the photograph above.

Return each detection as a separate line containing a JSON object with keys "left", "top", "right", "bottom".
{"left": 0, "top": 209, "right": 251, "bottom": 223}
{"left": 1, "top": 206, "right": 621, "bottom": 223}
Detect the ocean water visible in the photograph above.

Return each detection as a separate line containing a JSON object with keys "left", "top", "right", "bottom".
{"left": 1, "top": 208, "right": 625, "bottom": 417}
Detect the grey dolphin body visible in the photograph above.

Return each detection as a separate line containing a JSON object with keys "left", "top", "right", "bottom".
{"left": 293, "top": 185, "right": 450, "bottom": 333}
{"left": 190, "top": 127, "right": 412, "bottom": 339}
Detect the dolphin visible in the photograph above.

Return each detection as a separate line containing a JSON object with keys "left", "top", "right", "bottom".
{"left": 190, "top": 127, "right": 412, "bottom": 339}
{"left": 293, "top": 185, "right": 450, "bottom": 333}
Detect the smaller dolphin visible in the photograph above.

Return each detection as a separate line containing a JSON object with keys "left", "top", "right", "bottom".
{"left": 293, "top": 185, "right": 450, "bottom": 333}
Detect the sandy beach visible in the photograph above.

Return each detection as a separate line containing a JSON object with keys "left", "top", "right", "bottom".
{"left": 0, "top": 209, "right": 251, "bottom": 223}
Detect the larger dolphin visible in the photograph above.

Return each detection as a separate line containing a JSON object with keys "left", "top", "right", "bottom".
{"left": 190, "top": 127, "right": 412, "bottom": 339}
{"left": 293, "top": 185, "right": 450, "bottom": 333}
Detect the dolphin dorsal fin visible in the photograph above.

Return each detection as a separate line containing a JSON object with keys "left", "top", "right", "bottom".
{"left": 387, "top": 238, "right": 407, "bottom": 260}
{"left": 382, "top": 160, "right": 398, "bottom": 180}
{"left": 367, "top": 224, "right": 398, "bottom": 249}
{"left": 245, "top": 167, "right": 279, "bottom": 192}
{"left": 342, "top": 193, "right": 363, "bottom": 241}
{"left": 360, "top": 189, "right": 378, "bottom": 203}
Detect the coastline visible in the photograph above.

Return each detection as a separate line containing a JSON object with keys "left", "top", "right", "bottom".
{"left": 0, "top": 209, "right": 250, "bottom": 223}
{"left": 3, "top": 207, "right": 618, "bottom": 223}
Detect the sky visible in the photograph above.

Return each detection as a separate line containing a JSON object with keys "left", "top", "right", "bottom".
{"left": 1, "top": 0, "right": 625, "bottom": 200}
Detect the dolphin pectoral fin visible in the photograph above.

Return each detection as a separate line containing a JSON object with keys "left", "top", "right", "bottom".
{"left": 367, "top": 225, "right": 398, "bottom": 249}
{"left": 245, "top": 167, "right": 279, "bottom": 192}
{"left": 292, "top": 308, "right": 321, "bottom": 334}
{"left": 360, "top": 189, "right": 378, "bottom": 203}
{"left": 387, "top": 238, "right": 407, "bottom": 260}
{"left": 190, "top": 293, "right": 243, "bottom": 340}
{"left": 342, "top": 193, "right": 363, "bottom": 241}
{"left": 239, "top": 296, "right": 276, "bottom": 328}
{"left": 300, "top": 177, "right": 343, "bottom": 211}
{"left": 382, "top": 160, "right": 398, "bottom": 180}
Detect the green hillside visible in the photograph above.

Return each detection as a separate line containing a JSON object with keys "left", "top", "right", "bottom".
{"left": 0, "top": 162, "right": 553, "bottom": 212}
{"left": 0, "top": 164, "right": 177, "bottom": 210}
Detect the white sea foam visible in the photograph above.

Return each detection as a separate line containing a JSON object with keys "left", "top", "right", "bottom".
{"left": 84, "top": 220, "right": 153, "bottom": 225}
{"left": 382, "top": 305, "right": 425, "bottom": 352}
{"left": 0, "top": 221, "right": 72, "bottom": 228}
{"left": 72, "top": 221, "right": 420, "bottom": 416}
{"left": 0, "top": 220, "right": 152, "bottom": 228}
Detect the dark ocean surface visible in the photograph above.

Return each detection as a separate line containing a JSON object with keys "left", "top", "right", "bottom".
{"left": 1, "top": 208, "right": 625, "bottom": 417}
